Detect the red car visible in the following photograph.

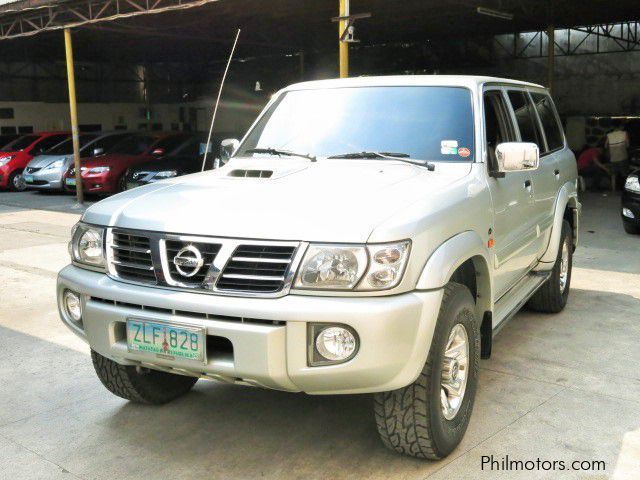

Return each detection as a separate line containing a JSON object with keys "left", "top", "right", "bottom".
{"left": 0, "top": 131, "right": 70, "bottom": 191}
{"left": 64, "top": 132, "right": 194, "bottom": 194}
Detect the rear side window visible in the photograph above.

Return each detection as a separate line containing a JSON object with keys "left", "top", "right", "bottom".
{"left": 530, "top": 93, "right": 564, "bottom": 151}
{"left": 507, "top": 91, "right": 542, "bottom": 149}
{"left": 34, "top": 134, "right": 70, "bottom": 154}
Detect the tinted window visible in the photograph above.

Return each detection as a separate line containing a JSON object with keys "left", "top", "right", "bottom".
{"left": 152, "top": 134, "right": 192, "bottom": 154}
{"left": 0, "top": 134, "right": 18, "bottom": 149}
{"left": 110, "top": 135, "right": 156, "bottom": 154}
{"left": 82, "top": 133, "right": 132, "bottom": 157}
{"left": 34, "top": 134, "right": 70, "bottom": 154}
{"left": 238, "top": 86, "right": 476, "bottom": 161}
{"left": 1, "top": 135, "right": 38, "bottom": 151}
{"left": 507, "top": 91, "right": 542, "bottom": 148}
{"left": 530, "top": 93, "right": 564, "bottom": 151}
{"left": 484, "top": 91, "right": 515, "bottom": 165}
{"left": 174, "top": 139, "right": 201, "bottom": 157}
{"left": 48, "top": 135, "right": 98, "bottom": 155}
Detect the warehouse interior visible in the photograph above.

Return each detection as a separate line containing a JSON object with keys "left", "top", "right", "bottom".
{"left": 0, "top": 0, "right": 639, "bottom": 147}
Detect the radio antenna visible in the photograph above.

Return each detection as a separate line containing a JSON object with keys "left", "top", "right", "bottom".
{"left": 201, "top": 28, "right": 241, "bottom": 171}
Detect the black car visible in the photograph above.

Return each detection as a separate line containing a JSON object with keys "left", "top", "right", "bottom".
{"left": 125, "top": 136, "right": 215, "bottom": 189}
{"left": 622, "top": 169, "right": 640, "bottom": 234}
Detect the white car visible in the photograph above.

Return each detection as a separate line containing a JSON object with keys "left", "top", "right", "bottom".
{"left": 57, "top": 75, "right": 579, "bottom": 459}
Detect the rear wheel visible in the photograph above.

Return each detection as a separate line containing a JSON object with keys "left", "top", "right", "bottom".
{"left": 527, "top": 220, "right": 573, "bottom": 313}
{"left": 8, "top": 170, "right": 26, "bottom": 192}
{"left": 91, "top": 350, "right": 198, "bottom": 405}
{"left": 374, "top": 283, "right": 479, "bottom": 459}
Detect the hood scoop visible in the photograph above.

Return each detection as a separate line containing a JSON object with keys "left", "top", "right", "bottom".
{"left": 228, "top": 169, "right": 274, "bottom": 178}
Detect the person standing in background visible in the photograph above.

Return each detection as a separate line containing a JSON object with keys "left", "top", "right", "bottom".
{"left": 605, "top": 120, "right": 630, "bottom": 180}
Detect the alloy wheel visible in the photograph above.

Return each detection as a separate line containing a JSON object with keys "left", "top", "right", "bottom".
{"left": 440, "top": 323, "right": 469, "bottom": 420}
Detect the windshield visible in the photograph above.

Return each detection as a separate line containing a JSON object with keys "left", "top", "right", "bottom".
{"left": 47, "top": 135, "right": 98, "bottom": 155}
{"left": 110, "top": 135, "right": 156, "bottom": 155}
{"left": 1, "top": 135, "right": 38, "bottom": 152}
{"left": 237, "top": 86, "right": 475, "bottom": 162}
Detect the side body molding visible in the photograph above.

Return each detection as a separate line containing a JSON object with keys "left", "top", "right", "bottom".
{"left": 536, "top": 181, "right": 580, "bottom": 268}
{"left": 416, "top": 231, "right": 493, "bottom": 313}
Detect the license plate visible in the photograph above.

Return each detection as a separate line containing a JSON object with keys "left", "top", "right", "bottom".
{"left": 126, "top": 318, "right": 206, "bottom": 364}
{"left": 23, "top": 174, "right": 33, "bottom": 183}
{"left": 65, "top": 177, "right": 76, "bottom": 186}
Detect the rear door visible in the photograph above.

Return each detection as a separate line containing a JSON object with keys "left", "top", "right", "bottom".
{"left": 484, "top": 87, "right": 538, "bottom": 298}
{"left": 528, "top": 90, "right": 567, "bottom": 253}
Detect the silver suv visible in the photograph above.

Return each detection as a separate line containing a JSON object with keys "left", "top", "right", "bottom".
{"left": 57, "top": 76, "right": 579, "bottom": 459}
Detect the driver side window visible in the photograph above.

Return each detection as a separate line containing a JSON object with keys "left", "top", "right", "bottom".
{"left": 483, "top": 91, "right": 515, "bottom": 169}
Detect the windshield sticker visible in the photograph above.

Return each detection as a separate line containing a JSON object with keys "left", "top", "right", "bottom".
{"left": 441, "top": 146, "right": 458, "bottom": 155}
{"left": 441, "top": 140, "right": 458, "bottom": 148}
{"left": 458, "top": 147, "right": 471, "bottom": 158}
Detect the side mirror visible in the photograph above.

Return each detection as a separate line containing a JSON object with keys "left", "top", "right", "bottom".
{"left": 151, "top": 148, "right": 165, "bottom": 157}
{"left": 93, "top": 147, "right": 104, "bottom": 156}
{"left": 220, "top": 138, "right": 239, "bottom": 163}
{"left": 495, "top": 142, "right": 539, "bottom": 173}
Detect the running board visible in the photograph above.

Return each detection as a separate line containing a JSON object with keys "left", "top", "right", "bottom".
{"left": 493, "top": 272, "right": 551, "bottom": 335}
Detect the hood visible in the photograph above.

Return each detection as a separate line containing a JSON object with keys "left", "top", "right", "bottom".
{"left": 26, "top": 154, "right": 72, "bottom": 169}
{"left": 83, "top": 157, "right": 472, "bottom": 243}
{"left": 82, "top": 153, "right": 138, "bottom": 167}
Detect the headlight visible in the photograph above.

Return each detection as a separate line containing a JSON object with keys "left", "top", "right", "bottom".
{"left": 154, "top": 170, "right": 178, "bottom": 179}
{"left": 69, "top": 223, "right": 105, "bottom": 268}
{"left": 294, "top": 240, "right": 410, "bottom": 291}
{"left": 625, "top": 175, "right": 640, "bottom": 193}
{"left": 43, "top": 159, "right": 65, "bottom": 170}
{"left": 0, "top": 155, "right": 14, "bottom": 166}
{"left": 87, "top": 166, "right": 110, "bottom": 174}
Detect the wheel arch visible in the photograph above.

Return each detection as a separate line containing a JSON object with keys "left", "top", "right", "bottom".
{"left": 416, "top": 231, "right": 493, "bottom": 357}
{"left": 538, "top": 182, "right": 580, "bottom": 266}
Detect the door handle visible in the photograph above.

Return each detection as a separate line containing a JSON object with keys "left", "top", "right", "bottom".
{"left": 524, "top": 179, "right": 532, "bottom": 188}
{"left": 554, "top": 169, "right": 560, "bottom": 177}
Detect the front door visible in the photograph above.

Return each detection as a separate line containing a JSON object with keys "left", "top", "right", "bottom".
{"left": 483, "top": 88, "right": 539, "bottom": 299}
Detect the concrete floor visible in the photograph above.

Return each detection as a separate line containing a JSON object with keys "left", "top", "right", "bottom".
{"left": 0, "top": 190, "right": 639, "bottom": 480}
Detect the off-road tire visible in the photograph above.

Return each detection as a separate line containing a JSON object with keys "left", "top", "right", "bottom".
{"left": 373, "top": 282, "right": 480, "bottom": 459}
{"left": 623, "top": 220, "right": 640, "bottom": 235}
{"left": 91, "top": 350, "right": 198, "bottom": 405}
{"left": 527, "top": 220, "right": 573, "bottom": 313}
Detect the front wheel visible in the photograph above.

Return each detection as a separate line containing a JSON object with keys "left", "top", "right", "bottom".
{"left": 623, "top": 220, "right": 640, "bottom": 235}
{"left": 91, "top": 350, "right": 198, "bottom": 405}
{"left": 374, "top": 283, "right": 479, "bottom": 459}
{"left": 8, "top": 170, "right": 26, "bottom": 191}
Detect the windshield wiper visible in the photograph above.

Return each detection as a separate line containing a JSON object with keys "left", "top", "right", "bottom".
{"left": 246, "top": 147, "right": 316, "bottom": 162}
{"left": 327, "top": 151, "right": 435, "bottom": 170}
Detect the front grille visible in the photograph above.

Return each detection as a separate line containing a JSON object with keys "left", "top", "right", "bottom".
{"left": 106, "top": 228, "right": 302, "bottom": 297}
{"left": 110, "top": 231, "right": 156, "bottom": 283}
{"left": 26, "top": 167, "right": 41, "bottom": 174}
{"left": 217, "top": 245, "right": 296, "bottom": 293}
{"left": 165, "top": 240, "right": 221, "bottom": 286}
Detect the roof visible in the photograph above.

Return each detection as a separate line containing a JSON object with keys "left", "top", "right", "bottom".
{"left": 284, "top": 75, "right": 545, "bottom": 92}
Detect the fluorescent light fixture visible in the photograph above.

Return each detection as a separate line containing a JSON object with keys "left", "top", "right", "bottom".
{"left": 477, "top": 7, "right": 514, "bottom": 20}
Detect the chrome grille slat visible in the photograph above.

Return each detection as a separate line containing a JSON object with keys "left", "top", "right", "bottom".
{"left": 106, "top": 228, "right": 304, "bottom": 298}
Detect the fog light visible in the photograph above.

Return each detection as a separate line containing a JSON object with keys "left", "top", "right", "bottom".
{"left": 63, "top": 290, "right": 82, "bottom": 322}
{"left": 622, "top": 207, "right": 635, "bottom": 219}
{"left": 310, "top": 324, "right": 359, "bottom": 366}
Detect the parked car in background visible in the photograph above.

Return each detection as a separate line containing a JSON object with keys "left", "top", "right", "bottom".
{"left": 0, "top": 133, "right": 20, "bottom": 149}
{"left": 24, "top": 132, "right": 133, "bottom": 192}
{"left": 0, "top": 131, "right": 70, "bottom": 191}
{"left": 64, "top": 132, "right": 194, "bottom": 195}
{"left": 125, "top": 135, "right": 214, "bottom": 189}
{"left": 622, "top": 169, "right": 640, "bottom": 234}
{"left": 58, "top": 76, "right": 579, "bottom": 460}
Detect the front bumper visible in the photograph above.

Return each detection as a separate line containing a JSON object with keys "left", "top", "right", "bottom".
{"left": 57, "top": 265, "right": 443, "bottom": 395}
{"left": 25, "top": 168, "right": 65, "bottom": 190}
{"left": 622, "top": 190, "right": 640, "bottom": 226}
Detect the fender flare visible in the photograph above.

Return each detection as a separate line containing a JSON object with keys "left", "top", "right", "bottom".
{"left": 416, "top": 231, "right": 493, "bottom": 311}
{"left": 538, "top": 182, "right": 579, "bottom": 265}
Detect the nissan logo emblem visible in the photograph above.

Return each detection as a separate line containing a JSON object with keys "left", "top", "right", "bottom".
{"left": 173, "top": 245, "right": 204, "bottom": 277}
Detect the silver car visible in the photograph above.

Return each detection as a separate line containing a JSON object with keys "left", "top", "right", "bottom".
{"left": 24, "top": 132, "right": 131, "bottom": 191}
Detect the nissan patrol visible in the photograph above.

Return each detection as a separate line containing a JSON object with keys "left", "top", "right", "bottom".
{"left": 57, "top": 76, "right": 579, "bottom": 459}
